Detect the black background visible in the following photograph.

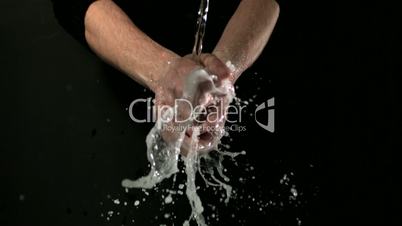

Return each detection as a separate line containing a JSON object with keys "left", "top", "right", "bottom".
{"left": 1, "top": 0, "right": 401, "bottom": 225}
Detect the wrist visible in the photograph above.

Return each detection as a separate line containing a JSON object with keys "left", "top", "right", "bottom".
{"left": 213, "top": 49, "right": 242, "bottom": 84}
{"left": 147, "top": 51, "right": 180, "bottom": 93}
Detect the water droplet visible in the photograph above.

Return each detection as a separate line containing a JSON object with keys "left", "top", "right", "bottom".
{"left": 19, "top": 194, "right": 25, "bottom": 201}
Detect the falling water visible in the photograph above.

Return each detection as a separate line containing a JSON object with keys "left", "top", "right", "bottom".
{"left": 193, "top": 0, "right": 209, "bottom": 56}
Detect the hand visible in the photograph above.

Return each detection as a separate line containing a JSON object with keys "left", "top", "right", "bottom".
{"left": 182, "top": 54, "right": 234, "bottom": 155}
{"left": 154, "top": 54, "right": 233, "bottom": 155}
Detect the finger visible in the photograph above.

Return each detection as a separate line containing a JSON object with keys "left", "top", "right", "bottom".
{"left": 193, "top": 79, "right": 215, "bottom": 107}
{"left": 200, "top": 54, "right": 231, "bottom": 84}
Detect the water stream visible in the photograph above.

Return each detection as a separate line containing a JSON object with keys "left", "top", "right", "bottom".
{"left": 193, "top": 0, "right": 209, "bottom": 57}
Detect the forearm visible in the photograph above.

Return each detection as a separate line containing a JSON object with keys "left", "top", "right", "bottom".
{"left": 84, "top": 0, "right": 179, "bottom": 91}
{"left": 213, "top": 0, "right": 280, "bottom": 82}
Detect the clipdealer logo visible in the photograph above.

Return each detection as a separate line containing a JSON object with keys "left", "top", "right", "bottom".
{"left": 255, "top": 97, "right": 275, "bottom": 133}
{"left": 127, "top": 97, "right": 274, "bottom": 133}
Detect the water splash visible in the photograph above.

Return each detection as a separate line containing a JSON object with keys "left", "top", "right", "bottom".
{"left": 123, "top": 67, "right": 237, "bottom": 225}
{"left": 121, "top": 117, "right": 184, "bottom": 189}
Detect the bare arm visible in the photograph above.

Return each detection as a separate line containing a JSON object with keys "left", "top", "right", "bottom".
{"left": 81, "top": 0, "right": 279, "bottom": 153}
{"left": 213, "top": 0, "right": 280, "bottom": 82}
{"left": 84, "top": 0, "right": 279, "bottom": 89}
{"left": 84, "top": 0, "right": 279, "bottom": 88}
{"left": 84, "top": 0, "right": 179, "bottom": 92}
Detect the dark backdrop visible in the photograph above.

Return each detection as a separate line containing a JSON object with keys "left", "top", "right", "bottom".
{"left": 1, "top": 0, "right": 401, "bottom": 225}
